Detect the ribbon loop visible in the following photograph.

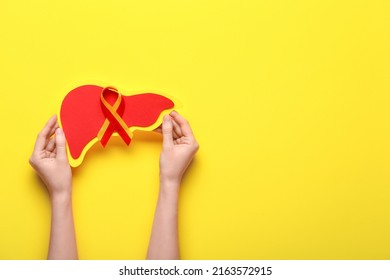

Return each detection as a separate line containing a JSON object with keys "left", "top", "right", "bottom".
{"left": 97, "top": 87, "right": 132, "bottom": 146}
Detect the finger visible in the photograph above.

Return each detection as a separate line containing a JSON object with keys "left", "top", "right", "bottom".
{"left": 156, "top": 122, "right": 179, "bottom": 138}
{"left": 156, "top": 124, "right": 178, "bottom": 138}
{"left": 153, "top": 123, "right": 181, "bottom": 139}
{"left": 55, "top": 128, "right": 68, "bottom": 161}
{"left": 46, "top": 137, "right": 56, "bottom": 153}
{"left": 172, "top": 129, "right": 179, "bottom": 140}
{"left": 174, "top": 138, "right": 183, "bottom": 145}
{"left": 49, "top": 122, "right": 59, "bottom": 136}
{"left": 170, "top": 111, "right": 194, "bottom": 138}
{"left": 156, "top": 126, "right": 179, "bottom": 139}
{"left": 162, "top": 115, "right": 174, "bottom": 150}
{"left": 172, "top": 119, "right": 183, "bottom": 138}
{"left": 33, "top": 115, "right": 58, "bottom": 153}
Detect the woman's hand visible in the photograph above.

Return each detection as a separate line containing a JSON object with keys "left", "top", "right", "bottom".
{"left": 29, "top": 115, "right": 72, "bottom": 199}
{"left": 159, "top": 111, "right": 199, "bottom": 192}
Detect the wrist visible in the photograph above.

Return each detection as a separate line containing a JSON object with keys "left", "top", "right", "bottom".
{"left": 159, "top": 179, "right": 180, "bottom": 199}
{"left": 159, "top": 174, "right": 181, "bottom": 188}
{"left": 50, "top": 189, "right": 72, "bottom": 205}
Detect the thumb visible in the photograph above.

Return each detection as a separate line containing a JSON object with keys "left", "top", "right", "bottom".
{"left": 55, "top": 128, "right": 69, "bottom": 161}
{"left": 162, "top": 115, "right": 174, "bottom": 150}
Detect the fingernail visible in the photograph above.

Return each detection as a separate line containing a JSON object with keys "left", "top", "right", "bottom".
{"left": 56, "top": 128, "right": 63, "bottom": 135}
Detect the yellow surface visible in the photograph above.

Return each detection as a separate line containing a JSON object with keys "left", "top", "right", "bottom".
{"left": 0, "top": 0, "right": 389, "bottom": 260}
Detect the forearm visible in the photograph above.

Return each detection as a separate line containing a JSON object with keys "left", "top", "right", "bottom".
{"left": 147, "top": 181, "right": 180, "bottom": 260}
{"left": 48, "top": 191, "right": 78, "bottom": 260}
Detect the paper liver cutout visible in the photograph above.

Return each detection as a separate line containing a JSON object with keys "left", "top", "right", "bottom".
{"left": 59, "top": 85, "right": 175, "bottom": 167}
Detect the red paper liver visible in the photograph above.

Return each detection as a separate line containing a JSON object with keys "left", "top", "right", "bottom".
{"left": 60, "top": 85, "right": 175, "bottom": 163}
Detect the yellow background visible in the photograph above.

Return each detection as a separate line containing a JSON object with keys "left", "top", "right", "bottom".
{"left": 0, "top": 0, "right": 389, "bottom": 259}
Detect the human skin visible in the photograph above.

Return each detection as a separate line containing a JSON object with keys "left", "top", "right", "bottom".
{"left": 147, "top": 111, "right": 199, "bottom": 259}
{"left": 29, "top": 115, "right": 77, "bottom": 260}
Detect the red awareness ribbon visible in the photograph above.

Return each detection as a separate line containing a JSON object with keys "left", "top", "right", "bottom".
{"left": 97, "top": 87, "right": 132, "bottom": 146}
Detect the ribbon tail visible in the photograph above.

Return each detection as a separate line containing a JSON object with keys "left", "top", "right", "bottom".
{"left": 97, "top": 115, "right": 132, "bottom": 146}
{"left": 99, "top": 123, "right": 115, "bottom": 147}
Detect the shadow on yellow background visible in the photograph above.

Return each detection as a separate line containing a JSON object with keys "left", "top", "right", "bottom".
{"left": 0, "top": 0, "right": 389, "bottom": 259}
